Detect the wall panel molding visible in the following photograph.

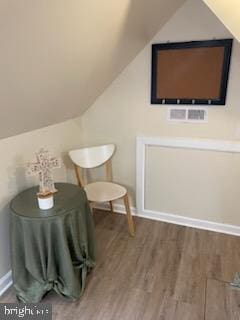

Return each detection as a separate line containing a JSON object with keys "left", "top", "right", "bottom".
{"left": 135, "top": 136, "right": 240, "bottom": 236}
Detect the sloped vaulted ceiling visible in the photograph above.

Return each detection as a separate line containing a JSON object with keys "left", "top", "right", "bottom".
{"left": 0, "top": 0, "right": 186, "bottom": 139}
{"left": 202, "top": 0, "right": 240, "bottom": 42}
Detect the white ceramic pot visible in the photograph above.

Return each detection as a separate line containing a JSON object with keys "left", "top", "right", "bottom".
{"left": 37, "top": 194, "right": 54, "bottom": 210}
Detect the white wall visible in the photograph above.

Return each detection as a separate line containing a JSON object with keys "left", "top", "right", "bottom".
{"left": 0, "top": 119, "right": 82, "bottom": 278}
{"left": 145, "top": 146, "right": 240, "bottom": 225}
{"left": 78, "top": 0, "right": 240, "bottom": 225}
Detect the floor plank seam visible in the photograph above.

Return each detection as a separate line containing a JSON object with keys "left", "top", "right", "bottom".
{"left": 204, "top": 277, "right": 207, "bottom": 320}
{"left": 209, "top": 277, "right": 232, "bottom": 285}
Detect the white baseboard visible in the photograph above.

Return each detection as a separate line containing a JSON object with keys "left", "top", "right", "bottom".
{"left": 94, "top": 203, "right": 240, "bottom": 237}
{"left": 94, "top": 202, "right": 138, "bottom": 215}
{"left": 0, "top": 270, "right": 12, "bottom": 296}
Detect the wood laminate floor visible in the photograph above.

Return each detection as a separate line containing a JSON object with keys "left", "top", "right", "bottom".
{"left": 2, "top": 210, "right": 240, "bottom": 319}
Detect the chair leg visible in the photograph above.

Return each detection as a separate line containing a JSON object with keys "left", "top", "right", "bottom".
{"left": 109, "top": 201, "right": 113, "bottom": 213}
{"left": 123, "top": 194, "right": 135, "bottom": 236}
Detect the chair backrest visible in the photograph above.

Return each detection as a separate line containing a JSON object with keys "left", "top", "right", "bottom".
{"left": 69, "top": 144, "right": 115, "bottom": 168}
{"left": 69, "top": 144, "right": 115, "bottom": 187}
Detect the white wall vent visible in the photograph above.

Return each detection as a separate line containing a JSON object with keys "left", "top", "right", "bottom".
{"left": 168, "top": 108, "right": 208, "bottom": 123}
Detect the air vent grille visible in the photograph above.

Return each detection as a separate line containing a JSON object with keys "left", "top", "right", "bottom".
{"left": 188, "top": 109, "right": 205, "bottom": 120}
{"left": 168, "top": 108, "right": 207, "bottom": 123}
{"left": 169, "top": 109, "right": 186, "bottom": 120}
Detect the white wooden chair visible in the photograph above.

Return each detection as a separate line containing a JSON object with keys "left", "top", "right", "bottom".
{"left": 69, "top": 144, "right": 135, "bottom": 236}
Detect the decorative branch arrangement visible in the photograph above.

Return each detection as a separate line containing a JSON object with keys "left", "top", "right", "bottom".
{"left": 27, "top": 149, "right": 61, "bottom": 196}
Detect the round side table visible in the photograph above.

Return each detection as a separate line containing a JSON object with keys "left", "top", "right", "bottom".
{"left": 10, "top": 183, "right": 96, "bottom": 303}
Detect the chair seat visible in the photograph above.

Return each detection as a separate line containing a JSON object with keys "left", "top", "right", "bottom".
{"left": 84, "top": 181, "right": 127, "bottom": 202}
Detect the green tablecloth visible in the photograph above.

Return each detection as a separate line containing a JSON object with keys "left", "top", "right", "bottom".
{"left": 10, "top": 183, "right": 96, "bottom": 303}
